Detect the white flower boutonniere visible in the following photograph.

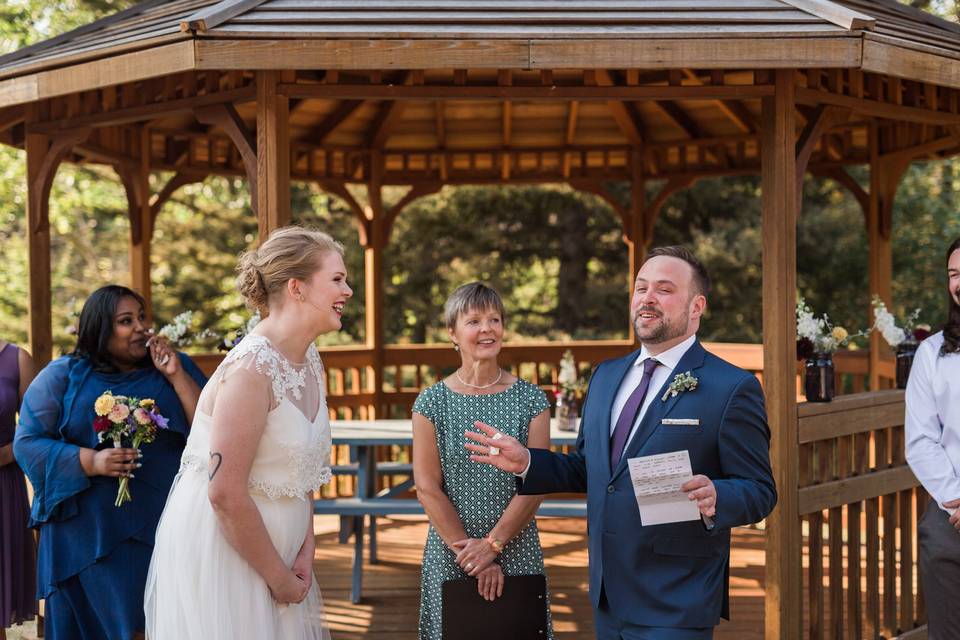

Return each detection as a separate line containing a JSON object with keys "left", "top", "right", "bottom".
{"left": 662, "top": 371, "right": 699, "bottom": 402}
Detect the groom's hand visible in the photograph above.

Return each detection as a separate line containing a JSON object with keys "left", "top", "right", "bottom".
{"left": 464, "top": 421, "right": 530, "bottom": 474}
{"left": 682, "top": 475, "right": 717, "bottom": 518}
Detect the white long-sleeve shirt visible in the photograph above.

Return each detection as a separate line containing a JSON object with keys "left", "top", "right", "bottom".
{"left": 905, "top": 331, "right": 960, "bottom": 512}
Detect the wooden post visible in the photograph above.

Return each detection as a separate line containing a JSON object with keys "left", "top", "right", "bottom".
{"left": 25, "top": 106, "right": 53, "bottom": 366}
{"left": 762, "top": 69, "right": 801, "bottom": 640}
{"left": 256, "top": 70, "right": 291, "bottom": 241}
{"left": 365, "top": 151, "right": 386, "bottom": 418}
{"left": 627, "top": 147, "right": 646, "bottom": 343}
{"left": 867, "top": 124, "right": 909, "bottom": 390}
{"left": 24, "top": 105, "right": 89, "bottom": 365}
{"left": 129, "top": 127, "right": 154, "bottom": 317}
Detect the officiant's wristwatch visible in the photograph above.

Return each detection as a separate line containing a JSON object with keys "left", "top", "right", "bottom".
{"left": 485, "top": 534, "right": 504, "bottom": 554}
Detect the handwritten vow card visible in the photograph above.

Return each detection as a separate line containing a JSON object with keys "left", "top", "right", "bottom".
{"left": 627, "top": 450, "right": 701, "bottom": 526}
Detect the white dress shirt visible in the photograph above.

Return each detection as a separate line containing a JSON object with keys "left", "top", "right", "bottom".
{"left": 518, "top": 334, "right": 697, "bottom": 478}
{"left": 610, "top": 334, "right": 697, "bottom": 449}
{"left": 905, "top": 331, "right": 960, "bottom": 512}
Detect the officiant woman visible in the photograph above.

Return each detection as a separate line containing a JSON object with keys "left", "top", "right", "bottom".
{"left": 412, "top": 282, "right": 554, "bottom": 639}
{"left": 14, "top": 285, "right": 205, "bottom": 640}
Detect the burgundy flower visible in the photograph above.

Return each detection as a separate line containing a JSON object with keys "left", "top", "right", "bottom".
{"left": 93, "top": 416, "right": 111, "bottom": 433}
{"left": 913, "top": 327, "right": 932, "bottom": 342}
{"left": 796, "top": 337, "right": 815, "bottom": 361}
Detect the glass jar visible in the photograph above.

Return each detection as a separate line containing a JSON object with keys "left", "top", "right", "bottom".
{"left": 896, "top": 340, "right": 919, "bottom": 389}
{"left": 804, "top": 352, "right": 835, "bottom": 402}
{"left": 555, "top": 392, "right": 579, "bottom": 431}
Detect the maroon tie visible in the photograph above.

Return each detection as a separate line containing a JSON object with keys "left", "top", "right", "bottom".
{"left": 610, "top": 358, "right": 659, "bottom": 470}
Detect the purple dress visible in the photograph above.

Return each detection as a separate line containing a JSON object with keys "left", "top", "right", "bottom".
{"left": 0, "top": 343, "right": 36, "bottom": 627}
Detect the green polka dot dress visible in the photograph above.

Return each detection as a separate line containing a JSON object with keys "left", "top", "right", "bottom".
{"left": 413, "top": 379, "right": 554, "bottom": 640}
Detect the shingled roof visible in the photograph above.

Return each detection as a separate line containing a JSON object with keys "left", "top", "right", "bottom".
{"left": 0, "top": 0, "right": 957, "bottom": 88}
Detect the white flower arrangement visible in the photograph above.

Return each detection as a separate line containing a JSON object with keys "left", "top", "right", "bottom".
{"left": 156, "top": 311, "right": 194, "bottom": 346}
{"left": 871, "top": 296, "right": 924, "bottom": 348}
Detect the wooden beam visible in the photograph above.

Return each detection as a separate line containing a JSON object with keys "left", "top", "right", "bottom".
{"left": 181, "top": 0, "right": 269, "bottom": 32}
{"left": 302, "top": 99, "right": 364, "bottom": 144}
{"left": 795, "top": 105, "right": 850, "bottom": 210}
{"left": 500, "top": 70, "right": 513, "bottom": 180}
{"left": 28, "top": 85, "right": 256, "bottom": 134}
{"left": 682, "top": 69, "right": 757, "bottom": 134}
{"left": 647, "top": 176, "right": 696, "bottom": 239}
{"left": 365, "top": 150, "right": 386, "bottom": 418}
{"left": 797, "top": 87, "right": 960, "bottom": 127}
{"left": 281, "top": 83, "right": 774, "bottom": 102}
{"left": 563, "top": 100, "right": 580, "bottom": 178}
{"left": 366, "top": 72, "right": 413, "bottom": 149}
{"left": 762, "top": 68, "right": 801, "bottom": 640}
{"left": 779, "top": 0, "right": 876, "bottom": 30}
{"left": 0, "top": 105, "right": 24, "bottom": 135}
{"left": 127, "top": 127, "right": 154, "bottom": 316}
{"left": 256, "top": 70, "right": 291, "bottom": 238}
{"left": 25, "top": 117, "right": 89, "bottom": 365}
{"left": 74, "top": 143, "right": 137, "bottom": 169}
{"left": 588, "top": 70, "right": 644, "bottom": 146}
{"left": 320, "top": 181, "right": 370, "bottom": 247}
{"left": 150, "top": 171, "right": 198, "bottom": 219}
{"left": 384, "top": 183, "right": 442, "bottom": 240}
{"left": 812, "top": 167, "right": 869, "bottom": 222}
{"left": 195, "top": 103, "right": 258, "bottom": 207}
{"left": 567, "top": 178, "right": 628, "bottom": 232}
{"left": 880, "top": 134, "right": 960, "bottom": 163}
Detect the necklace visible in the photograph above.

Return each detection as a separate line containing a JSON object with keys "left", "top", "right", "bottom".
{"left": 455, "top": 367, "right": 503, "bottom": 390}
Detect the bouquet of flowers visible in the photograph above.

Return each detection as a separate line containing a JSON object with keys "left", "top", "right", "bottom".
{"left": 871, "top": 296, "right": 930, "bottom": 348}
{"left": 796, "top": 297, "right": 863, "bottom": 360}
{"left": 93, "top": 391, "right": 170, "bottom": 507}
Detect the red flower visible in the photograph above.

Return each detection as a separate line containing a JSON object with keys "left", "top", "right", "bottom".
{"left": 796, "top": 337, "right": 815, "bottom": 361}
{"left": 913, "top": 327, "right": 932, "bottom": 342}
{"left": 93, "top": 416, "right": 111, "bottom": 433}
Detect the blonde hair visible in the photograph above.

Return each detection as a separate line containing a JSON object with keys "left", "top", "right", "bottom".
{"left": 236, "top": 226, "right": 344, "bottom": 312}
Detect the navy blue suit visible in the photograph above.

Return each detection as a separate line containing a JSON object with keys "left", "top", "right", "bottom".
{"left": 521, "top": 340, "right": 776, "bottom": 630}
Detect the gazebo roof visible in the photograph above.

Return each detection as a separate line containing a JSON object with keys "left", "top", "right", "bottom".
{"left": 1, "top": 0, "right": 960, "bottom": 99}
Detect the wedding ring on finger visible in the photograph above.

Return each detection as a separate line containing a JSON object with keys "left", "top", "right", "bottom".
{"left": 466, "top": 563, "right": 473, "bottom": 571}
{"left": 489, "top": 431, "right": 504, "bottom": 456}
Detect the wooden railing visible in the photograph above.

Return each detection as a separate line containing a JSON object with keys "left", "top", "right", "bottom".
{"left": 194, "top": 341, "right": 889, "bottom": 418}
{"left": 798, "top": 390, "right": 926, "bottom": 639}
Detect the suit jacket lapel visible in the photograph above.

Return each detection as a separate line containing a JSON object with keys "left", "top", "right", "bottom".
{"left": 611, "top": 340, "right": 707, "bottom": 482}
{"left": 596, "top": 348, "right": 642, "bottom": 480}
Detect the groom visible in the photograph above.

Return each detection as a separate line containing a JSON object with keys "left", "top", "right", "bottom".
{"left": 466, "top": 246, "right": 777, "bottom": 639}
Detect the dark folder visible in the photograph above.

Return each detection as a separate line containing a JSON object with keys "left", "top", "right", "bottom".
{"left": 441, "top": 573, "right": 548, "bottom": 639}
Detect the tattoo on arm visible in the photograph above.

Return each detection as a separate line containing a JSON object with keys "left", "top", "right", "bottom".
{"left": 209, "top": 452, "right": 223, "bottom": 481}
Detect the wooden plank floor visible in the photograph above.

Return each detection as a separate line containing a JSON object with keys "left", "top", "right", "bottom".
{"left": 313, "top": 515, "right": 765, "bottom": 639}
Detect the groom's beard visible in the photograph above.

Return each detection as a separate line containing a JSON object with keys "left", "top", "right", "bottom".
{"left": 632, "top": 307, "right": 687, "bottom": 345}
{"left": 952, "top": 287, "right": 960, "bottom": 306}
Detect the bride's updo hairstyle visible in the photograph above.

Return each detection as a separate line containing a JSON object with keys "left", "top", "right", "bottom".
{"left": 236, "top": 226, "right": 344, "bottom": 313}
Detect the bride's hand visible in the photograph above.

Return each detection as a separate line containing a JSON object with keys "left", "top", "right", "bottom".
{"left": 270, "top": 570, "right": 310, "bottom": 605}
{"left": 291, "top": 551, "right": 314, "bottom": 584}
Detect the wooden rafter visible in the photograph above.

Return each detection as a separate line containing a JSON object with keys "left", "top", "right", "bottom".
{"left": 567, "top": 178, "right": 628, "bottom": 231}
{"left": 366, "top": 72, "right": 414, "bottom": 149}
{"left": 500, "top": 69, "right": 513, "bottom": 180}
{"left": 682, "top": 69, "right": 756, "bottom": 134}
{"left": 594, "top": 70, "right": 645, "bottom": 146}
{"left": 562, "top": 101, "right": 580, "bottom": 178}
{"left": 812, "top": 166, "right": 869, "bottom": 223}
{"left": 796, "top": 104, "right": 851, "bottom": 178}
{"left": 194, "top": 102, "right": 258, "bottom": 206}
{"left": 302, "top": 99, "right": 364, "bottom": 144}
{"left": 797, "top": 87, "right": 960, "bottom": 126}
{"left": 320, "top": 180, "right": 370, "bottom": 246}
{"left": 149, "top": 171, "right": 198, "bottom": 219}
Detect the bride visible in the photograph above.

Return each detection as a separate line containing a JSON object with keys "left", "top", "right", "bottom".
{"left": 145, "top": 226, "right": 352, "bottom": 639}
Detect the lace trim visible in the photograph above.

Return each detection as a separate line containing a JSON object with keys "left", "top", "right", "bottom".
{"left": 225, "top": 335, "right": 324, "bottom": 405}
{"left": 178, "top": 440, "right": 333, "bottom": 501}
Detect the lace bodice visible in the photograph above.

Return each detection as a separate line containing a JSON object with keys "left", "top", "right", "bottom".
{"left": 181, "top": 335, "right": 332, "bottom": 500}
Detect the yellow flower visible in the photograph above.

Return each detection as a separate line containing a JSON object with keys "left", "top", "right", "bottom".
{"left": 831, "top": 326, "right": 849, "bottom": 342}
{"left": 139, "top": 398, "right": 155, "bottom": 410}
{"left": 94, "top": 393, "right": 115, "bottom": 417}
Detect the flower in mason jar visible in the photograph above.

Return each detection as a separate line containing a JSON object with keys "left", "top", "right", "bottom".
{"left": 95, "top": 394, "right": 116, "bottom": 416}
{"left": 133, "top": 408, "right": 153, "bottom": 426}
{"left": 108, "top": 403, "right": 131, "bottom": 422}
{"left": 913, "top": 324, "right": 932, "bottom": 342}
{"left": 796, "top": 336, "right": 815, "bottom": 361}
{"left": 831, "top": 326, "right": 848, "bottom": 342}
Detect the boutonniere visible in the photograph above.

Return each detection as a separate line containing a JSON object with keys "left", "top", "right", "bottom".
{"left": 662, "top": 371, "right": 699, "bottom": 401}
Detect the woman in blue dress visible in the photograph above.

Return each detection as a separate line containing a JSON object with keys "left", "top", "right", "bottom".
{"left": 14, "top": 285, "right": 205, "bottom": 640}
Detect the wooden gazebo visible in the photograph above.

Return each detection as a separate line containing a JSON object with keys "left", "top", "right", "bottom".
{"left": 1, "top": 1, "right": 959, "bottom": 637}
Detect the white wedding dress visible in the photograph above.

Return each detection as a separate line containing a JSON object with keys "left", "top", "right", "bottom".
{"left": 145, "top": 335, "right": 332, "bottom": 640}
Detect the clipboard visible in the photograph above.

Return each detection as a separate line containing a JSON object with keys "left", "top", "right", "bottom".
{"left": 441, "top": 573, "right": 548, "bottom": 639}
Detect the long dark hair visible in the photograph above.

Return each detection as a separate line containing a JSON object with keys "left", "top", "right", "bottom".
{"left": 72, "top": 285, "right": 150, "bottom": 372}
{"left": 942, "top": 237, "right": 960, "bottom": 356}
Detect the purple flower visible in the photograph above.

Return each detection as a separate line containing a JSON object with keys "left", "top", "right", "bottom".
{"left": 150, "top": 410, "right": 170, "bottom": 430}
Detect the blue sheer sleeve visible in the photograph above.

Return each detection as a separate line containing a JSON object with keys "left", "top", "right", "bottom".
{"left": 14, "top": 357, "right": 91, "bottom": 525}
